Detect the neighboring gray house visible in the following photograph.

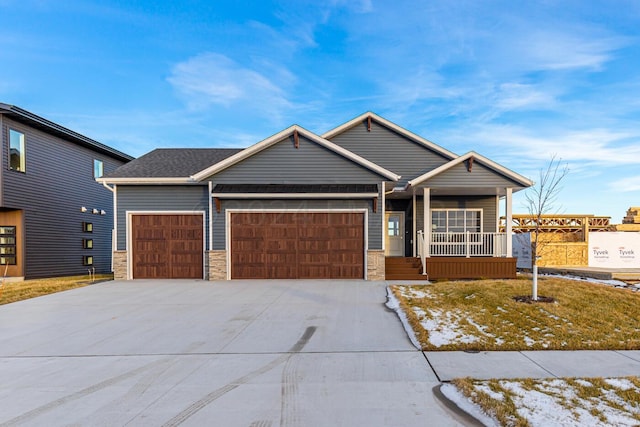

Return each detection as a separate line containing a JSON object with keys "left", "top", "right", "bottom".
{"left": 100, "top": 112, "right": 532, "bottom": 281}
{"left": 0, "top": 104, "right": 133, "bottom": 279}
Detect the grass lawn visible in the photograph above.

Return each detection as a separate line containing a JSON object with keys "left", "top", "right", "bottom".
{"left": 0, "top": 274, "right": 113, "bottom": 305}
{"left": 391, "top": 276, "right": 640, "bottom": 426}
{"left": 390, "top": 277, "right": 640, "bottom": 351}
{"left": 448, "top": 376, "right": 640, "bottom": 426}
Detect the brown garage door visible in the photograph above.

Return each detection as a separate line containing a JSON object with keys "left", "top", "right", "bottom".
{"left": 132, "top": 214, "right": 203, "bottom": 279}
{"left": 231, "top": 212, "right": 364, "bottom": 279}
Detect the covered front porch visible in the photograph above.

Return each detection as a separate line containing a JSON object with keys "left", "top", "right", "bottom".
{"left": 382, "top": 152, "right": 530, "bottom": 280}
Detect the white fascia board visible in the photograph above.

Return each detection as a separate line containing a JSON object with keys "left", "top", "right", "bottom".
{"left": 322, "top": 112, "right": 458, "bottom": 160}
{"left": 191, "top": 125, "right": 298, "bottom": 181}
{"left": 406, "top": 151, "right": 534, "bottom": 189}
{"left": 97, "top": 177, "right": 195, "bottom": 184}
{"left": 211, "top": 192, "right": 379, "bottom": 199}
{"left": 191, "top": 124, "right": 400, "bottom": 182}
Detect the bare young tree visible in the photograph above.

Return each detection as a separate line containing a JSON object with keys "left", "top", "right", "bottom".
{"left": 525, "top": 155, "right": 569, "bottom": 301}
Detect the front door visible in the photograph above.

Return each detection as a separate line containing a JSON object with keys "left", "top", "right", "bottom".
{"left": 385, "top": 212, "right": 404, "bottom": 256}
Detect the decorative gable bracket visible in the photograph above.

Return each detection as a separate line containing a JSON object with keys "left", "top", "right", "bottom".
{"left": 466, "top": 156, "right": 475, "bottom": 172}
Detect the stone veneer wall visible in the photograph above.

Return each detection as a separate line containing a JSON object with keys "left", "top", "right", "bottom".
{"left": 367, "top": 250, "right": 385, "bottom": 281}
{"left": 113, "top": 251, "right": 127, "bottom": 280}
{"left": 208, "top": 250, "right": 227, "bottom": 280}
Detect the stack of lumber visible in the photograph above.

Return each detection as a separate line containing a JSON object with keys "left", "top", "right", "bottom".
{"left": 623, "top": 207, "right": 640, "bottom": 224}
{"left": 616, "top": 207, "right": 640, "bottom": 231}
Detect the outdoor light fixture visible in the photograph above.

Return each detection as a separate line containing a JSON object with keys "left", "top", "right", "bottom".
{"left": 81, "top": 206, "right": 87, "bottom": 213}
{"left": 92, "top": 208, "right": 99, "bottom": 214}
{"left": 100, "top": 210, "right": 106, "bottom": 215}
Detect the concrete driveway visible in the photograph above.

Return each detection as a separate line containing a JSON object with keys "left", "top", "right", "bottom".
{"left": 0, "top": 280, "right": 461, "bottom": 426}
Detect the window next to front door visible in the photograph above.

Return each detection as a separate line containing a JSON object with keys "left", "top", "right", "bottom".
{"left": 9, "top": 129, "right": 26, "bottom": 172}
{"left": 431, "top": 209, "right": 482, "bottom": 233}
{"left": 0, "top": 226, "right": 17, "bottom": 265}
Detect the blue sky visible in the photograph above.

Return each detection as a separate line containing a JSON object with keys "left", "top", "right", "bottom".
{"left": 2, "top": 0, "right": 640, "bottom": 221}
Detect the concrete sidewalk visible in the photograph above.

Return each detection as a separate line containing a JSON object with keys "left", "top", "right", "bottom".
{"left": 425, "top": 350, "right": 640, "bottom": 381}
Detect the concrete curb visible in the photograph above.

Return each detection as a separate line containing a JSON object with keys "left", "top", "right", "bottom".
{"left": 432, "top": 384, "right": 486, "bottom": 427}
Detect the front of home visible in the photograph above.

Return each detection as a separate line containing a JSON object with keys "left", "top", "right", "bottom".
{"left": 100, "top": 113, "right": 532, "bottom": 281}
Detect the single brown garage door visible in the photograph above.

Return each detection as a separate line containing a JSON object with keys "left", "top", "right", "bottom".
{"left": 231, "top": 212, "right": 364, "bottom": 279}
{"left": 132, "top": 214, "right": 203, "bottom": 279}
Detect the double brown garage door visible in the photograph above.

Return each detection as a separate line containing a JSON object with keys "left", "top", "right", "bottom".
{"left": 132, "top": 214, "right": 203, "bottom": 279}
{"left": 231, "top": 212, "right": 365, "bottom": 279}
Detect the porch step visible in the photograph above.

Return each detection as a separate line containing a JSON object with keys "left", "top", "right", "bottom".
{"left": 385, "top": 257, "right": 428, "bottom": 281}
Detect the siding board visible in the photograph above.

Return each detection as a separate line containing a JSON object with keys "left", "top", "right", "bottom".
{"left": 116, "top": 185, "right": 209, "bottom": 251}
{"left": 416, "top": 196, "right": 498, "bottom": 234}
{"left": 1, "top": 117, "right": 128, "bottom": 278}
{"left": 211, "top": 134, "right": 388, "bottom": 184}
{"left": 327, "top": 121, "right": 451, "bottom": 187}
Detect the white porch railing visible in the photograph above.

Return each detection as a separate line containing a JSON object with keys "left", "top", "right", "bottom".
{"left": 418, "top": 231, "right": 507, "bottom": 258}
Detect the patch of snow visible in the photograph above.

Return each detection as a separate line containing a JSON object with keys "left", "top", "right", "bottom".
{"left": 459, "top": 378, "right": 640, "bottom": 427}
{"left": 385, "top": 287, "right": 421, "bottom": 349}
{"left": 417, "top": 308, "right": 480, "bottom": 347}
{"left": 496, "top": 306, "right": 508, "bottom": 313}
{"left": 475, "top": 384, "right": 505, "bottom": 401}
{"left": 440, "top": 384, "right": 500, "bottom": 427}
{"left": 605, "top": 378, "right": 634, "bottom": 391}
{"left": 523, "top": 336, "right": 536, "bottom": 347}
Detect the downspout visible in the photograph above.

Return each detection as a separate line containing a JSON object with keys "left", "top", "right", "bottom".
{"left": 208, "top": 181, "right": 213, "bottom": 252}
{"left": 101, "top": 181, "right": 117, "bottom": 271}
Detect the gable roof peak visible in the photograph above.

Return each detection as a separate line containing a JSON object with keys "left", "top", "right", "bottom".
{"left": 322, "top": 111, "right": 458, "bottom": 160}
{"left": 190, "top": 123, "right": 400, "bottom": 182}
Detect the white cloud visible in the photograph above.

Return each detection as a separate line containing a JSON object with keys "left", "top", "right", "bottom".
{"left": 448, "top": 123, "right": 640, "bottom": 168}
{"left": 494, "top": 83, "right": 555, "bottom": 110}
{"left": 167, "top": 52, "right": 293, "bottom": 115}
{"left": 611, "top": 176, "right": 640, "bottom": 193}
{"left": 521, "top": 31, "right": 623, "bottom": 71}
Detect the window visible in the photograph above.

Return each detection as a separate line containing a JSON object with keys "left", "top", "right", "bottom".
{"left": 9, "top": 129, "right": 25, "bottom": 172}
{"left": 82, "top": 222, "right": 93, "bottom": 232}
{"left": 387, "top": 216, "right": 401, "bottom": 236}
{"left": 432, "top": 209, "right": 482, "bottom": 233}
{"left": 0, "top": 226, "right": 16, "bottom": 265}
{"left": 94, "top": 159, "right": 103, "bottom": 178}
{"left": 83, "top": 255, "right": 93, "bottom": 266}
{"left": 83, "top": 239, "right": 93, "bottom": 249}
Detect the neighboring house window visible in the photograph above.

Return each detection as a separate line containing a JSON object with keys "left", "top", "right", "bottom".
{"left": 94, "top": 159, "right": 103, "bottom": 178}
{"left": 0, "top": 226, "right": 17, "bottom": 265}
{"left": 9, "top": 129, "right": 26, "bottom": 172}
{"left": 83, "top": 255, "right": 93, "bottom": 266}
{"left": 432, "top": 209, "right": 482, "bottom": 233}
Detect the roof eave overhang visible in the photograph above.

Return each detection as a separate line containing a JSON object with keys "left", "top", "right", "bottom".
{"left": 0, "top": 103, "right": 134, "bottom": 162}
{"left": 96, "top": 177, "right": 196, "bottom": 185}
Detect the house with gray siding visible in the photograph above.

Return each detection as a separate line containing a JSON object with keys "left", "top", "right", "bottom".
{"left": 100, "top": 112, "right": 532, "bottom": 281}
{"left": 0, "top": 103, "right": 133, "bottom": 279}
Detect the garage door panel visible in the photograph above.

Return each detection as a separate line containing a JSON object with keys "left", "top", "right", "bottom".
{"left": 132, "top": 214, "right": 203, "bottom": 279}
{"left": 231, "top": 212, "right": 364, "bottom": 279}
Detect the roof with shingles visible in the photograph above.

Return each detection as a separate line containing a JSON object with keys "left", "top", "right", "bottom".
{"left": 102, "top": 148, "right": 243, "bottom": 178}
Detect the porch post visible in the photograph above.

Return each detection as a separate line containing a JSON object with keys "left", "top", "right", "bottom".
{"left": 505, "top": 187, "right": 513, "bottom": 257}
{"left": 412, "top": 191, "right": 417, "bottom": 257}
{"left": 423, "top": 187, "right": 430, "bottom": 257}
